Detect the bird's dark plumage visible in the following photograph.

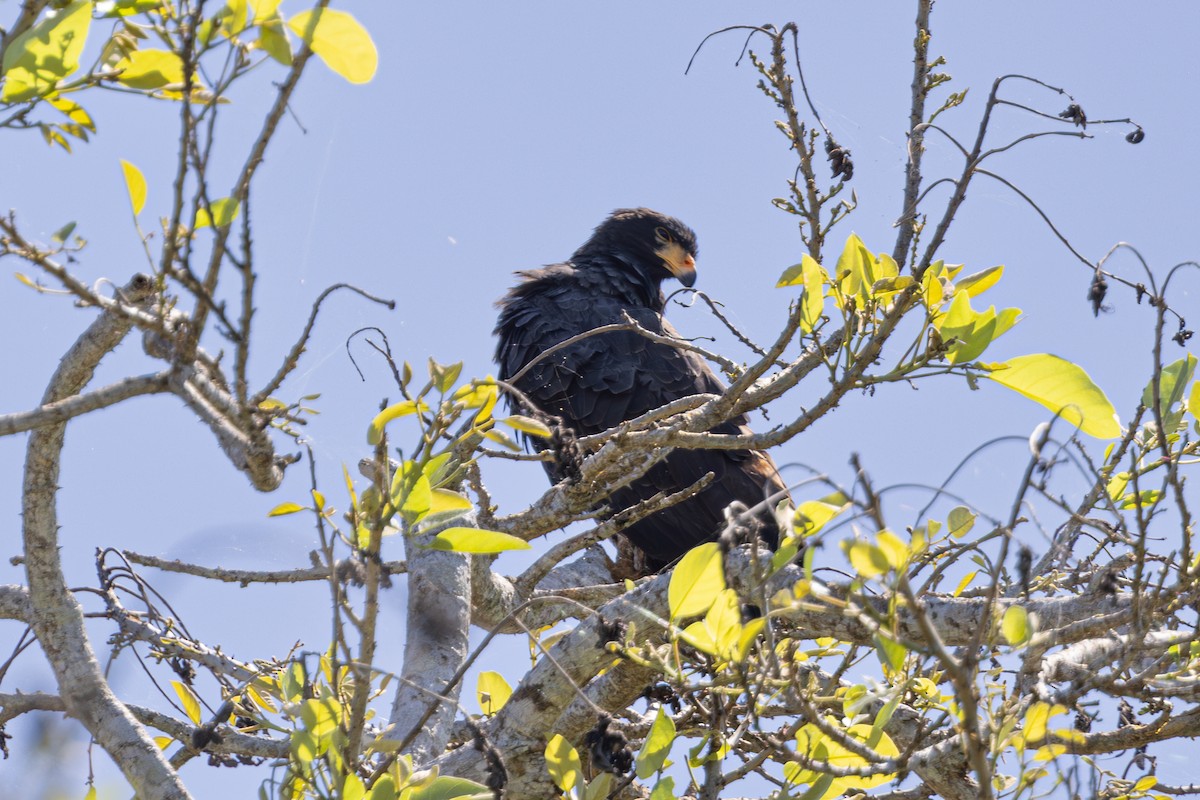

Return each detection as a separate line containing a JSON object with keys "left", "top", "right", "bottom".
{"left": 494, "top": 208, "right": 786, "bottom": 570}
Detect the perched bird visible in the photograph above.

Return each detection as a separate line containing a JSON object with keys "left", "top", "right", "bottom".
{"left": 494, "top": 208, "right": 787, "bottom": 570}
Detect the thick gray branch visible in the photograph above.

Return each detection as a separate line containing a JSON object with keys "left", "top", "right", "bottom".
{"left": 0, "top": 372, "right": 171, "bottom": 437}
{"left": 385, "top": 521, "right": 472, "bottom": 762}
{"left": 22, "top": 275, "right": 191, "bottom": 799}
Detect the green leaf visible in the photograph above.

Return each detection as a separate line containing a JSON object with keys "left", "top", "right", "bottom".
{"left": 120, "top": 160, "right": 147, "bottom": 216}
{"left": 429, "top": 527, "right": 531, "bottom": 554}
{"left": 171, "top": 680, "right": 202, "bottom": 725}
{"left": 0, "top": 0, "right": 92, "bottom": 103}
{"left": 476, "top": 671, "right": 512, "bottom": 716}
{"left": 1001, "top": 604, "right": 1031, "bottom": 646}
{"left": 288, "top": 8, "right": 378, "bottom": 84}
{"left": 545, "top": 734, "right": 582, "bottom": 793}
{"left": 1189, "top": 379, "right": 1200, "bottom": 420}
{"left": 667, "top": 542, "right": 724, "bottom": 620}
{"left": 268, "top": 502, "right": 305, "bottom": 517}
{"left": 635, "top": 706, "right": 677, "bottom": 779}
{"left": 984, "top": 353, "right": 1122, "bottom": 439}
{"left": 195, "top": 197, "right": 241, "bottom": 229}
{"left": 1142, "top": 354, "right": 1196, "bottom": 418}
{"left": 953, "top": 570, "right": 977, "bottom": 597}
{"left": 116, "top": 48, "right": 185, "bottom": 89}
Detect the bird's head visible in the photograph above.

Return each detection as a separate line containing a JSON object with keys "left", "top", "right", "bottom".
{"left": 575, "top": 208, "right": 698, "bottom": 287}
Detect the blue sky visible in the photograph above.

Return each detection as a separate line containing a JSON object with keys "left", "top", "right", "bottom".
{"left": 2, "top": 2, "right": 1198, "bottom": 795}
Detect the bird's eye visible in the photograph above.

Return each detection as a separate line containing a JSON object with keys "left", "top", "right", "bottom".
{"left": 654, "top": 227, "right": 673, "bottom": 244}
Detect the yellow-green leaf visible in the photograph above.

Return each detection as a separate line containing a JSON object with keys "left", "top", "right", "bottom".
{"left": 953, "top": 570, "right": 977, "bottom": 597}
{"left": 367, "top": 400, "right": 429, "bottom": 444}
{"left": 117, "top": 48, "right": 185, "bottom": 89}
{"left": 835, "top": 232, "right": 875, "bottom": 304}
{"left": 648, "top": 776, "right": 675, "bottom": 800}
{"left": 874, "top": 633, "right": 906, "bottom": 672}
{"left": 583, "top": 773, "right": 613, "bottom": 800}
{"left": 635, "top": 705, "right": 676, "bottom": 779}
{"left": 545, "top": 734, "right": 582, "bottom": 793}
{"left": 705, "top": 588, "right": 744, "bottom": 657}
{"left": 668, "top": 542, "right": 724, "bottom": 619}
{"left": 47, "top": 95, "right": 94, "bottom": 130}
{"left": 171, "top": 680, "right": 202, "bottom": 725}
{"left": 680, "top": 619, "right": 720, "bottom": 656}
{"left": 984, "top": 353, "right": 1122, "bottom": 439}
{"left": 1189, "top": 379, "right": 1200, "bottom": 419}
{"left": 1002, "top": 604, "right": 1031, "bottom": 647}
{"left": 793, "top": 498, "right": 847, "bottom": 537}
{"left": 1023, "top": 702, "right": 1067, "bottom": 743}
{"left": 483, "top": 427, "right": 520, "bottom": 451}
{"left": 268, "top": 501, "right": 305, "bottom": 516}
{"left": 921, "top": 261, "right": 946, "bottom": 310}
{"left": 120, "top": 160, "right": 147, "bottom": 216}
{"left": 429, "top": 527, "right": 531, "bottom": 554}
{"left": 476, "top": 671, "right": 512, "bottom": 716}
{"left": 344, "top": 774, "right": 366, "bottom": 800}
{"left": 288, "top": 9, "right": 378, "bottom": 84}
{"left": 800, "top": 255, "right": 829, "bottom": 332}
{"left": 409, "top": 777, "right": 489, "bottom": 800}
{"left": 1134, "top": 775, "right": 1158, "bottom": 792}
{"left": 847, "top": 541, "right": 890, "bottom": 578}
{"left": 947, "top": 506, "right": 976, "bottom": 538}
{"left": 876, "top": 529, "right": 908, "bottom": 570}
{"left": 776, "top": 261, "right": 807, "bottom": 287}
{"left": 954, "top": 264, "right": 1004, "bottom": 297}
{"left": 256, "top": 14, "right": 294, "bottom": 65}
{"left": 429, "top": 489, "right": 472, "bottom": 516}
{"left": 870, "top": 274, "right": 915, "bottom": 296}
{"left": 0, "top": 0, "right": 92, "bottom": 103}
{"left": 250, "top": 0, "right": 284, "bottom": 21}
{"left": 195, "top": 197, "right": 241, "bottom": 229}
{"left": 502, "top": 414, "right": 553, "bottom": 438}
{"left": 1142, "top": 354, "right": 1196, "bottom": 417}
{"left": 393, "top": 461, "right": 432, "bottom": 520}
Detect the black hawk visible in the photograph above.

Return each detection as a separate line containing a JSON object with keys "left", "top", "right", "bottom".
{"left": 494, "top": 208, "right": 787, "bottom": 570}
